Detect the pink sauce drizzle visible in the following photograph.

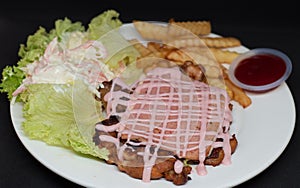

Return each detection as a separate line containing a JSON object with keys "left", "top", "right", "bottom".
{"left": 221, "top": 133, "right": 232, "bottom": 165}
{"left": 174, "top": 160, "right": 184, "bottom": 174}
{"left": 95, "top": 67, "right": 233, "bottom": 182}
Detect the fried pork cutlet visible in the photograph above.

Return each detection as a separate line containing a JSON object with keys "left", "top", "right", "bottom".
{"left": 94, "top": 64, "right": 237, "bottom": 185}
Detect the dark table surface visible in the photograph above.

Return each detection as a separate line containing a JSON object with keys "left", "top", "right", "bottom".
{"left": 1, "top": 1, "right": 299, "bottom": 187}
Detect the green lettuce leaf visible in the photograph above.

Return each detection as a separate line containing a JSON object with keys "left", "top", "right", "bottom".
{"left": 87, "top": 9, "right": 122, "bottom": 40}
{"left": 87, "top": 9, "right": 140, "bottom": 71}
{"left": 18, "top": 27, "right": 53, "bottom": 66}
{"left": 52, "top": 17, "right": 85, "bottom": 41}
{"left": 22, "top": 81, "right": 108, "bottom": 159}
{"left": 0, "top": 66, "right": 24, "bottom": 100}
{"left": 98, "top": 28, "right": 140, "bottom": 71}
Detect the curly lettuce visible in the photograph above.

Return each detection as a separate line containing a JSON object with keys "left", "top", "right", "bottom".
{"left": 88, "top": 9, "right": 122, "bottom": 40}
{"left": 22, "top": 81, "right": 109, "bottom": 159}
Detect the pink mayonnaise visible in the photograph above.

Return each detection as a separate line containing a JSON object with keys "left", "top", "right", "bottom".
{"left": 174, "top": 160, "right": 184, "bottom": 174}
{"left": 95, "top": 66, "right": 233, "bottom": 182}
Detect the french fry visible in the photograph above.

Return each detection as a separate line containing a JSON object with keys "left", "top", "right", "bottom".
{"left": 136, "top": 56, "right": 159, "bottom": 69}
{"left": 139, "top": 57, "right": 174, "bottom": 73}
{"left": 147, "top": 42, "right": 161, "bottom": 53}
{"left": 199, "top": 37, "right": 241, "bottom": 48}
{"left": 166, "top": 48, "right": 222, "bottom": 79}
{"left": 165, "top": 49, "right": 193, "bottom": 64}
{"left": 145, "top": 51, "right": 165, "bottom": 58}
{"left": 225, "top": 79, "right": 252, "bottom": 108}
{"left": 221, "top": 66, "right": 251, "bottom": 108}
{"left": 129, "top": 39, "right": 152, "bottom": 57}
{"left": 226, "top": 86, "right": 234, "bottom": 99}
{"left": 141, "top": 42, "right": 163, "bottom": 58}
{"left": 129, "top": 39, "right": 163, "bottom": 69}
{"left": 179, "top": 48, "right": 219, "bottom": 68}
{"left": 133, "top": 20, "right": 168, "bottom": 41}
{"left": 130, "top": 40, "right": 173, "bottom": 62}
{"left": 207, "top": 78, "right": 227, "bottom": 91}
{"left": 165, "top": 35, "right": 240, "bottom": 49}
{"left": 168, "top": 18, "right": 211, "bottom": 35}
{"left": 164, "top": 35, "right": 207, "bottom": 48}
{"left": 209, "top": 48, "right": 241, "bottom": 64}
{"left": 130, "top": 18, "right": 252, "bottom": 108}
{"left": 205, "top": 65, "right": 222, "bottom": 78}
{"left": 158, "top": 44, "right": 176, "bottom": 57}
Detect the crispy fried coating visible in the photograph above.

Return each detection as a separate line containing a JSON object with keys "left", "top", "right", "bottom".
{"left": 164, "top": 165, "right": 192, "bottom": 185}
{"left": 108, "top": 135, "right": 237, "bottom": 185}
{"left": 97, "top": 80, "right": 112, "bottom": 110}
{"left": 188, "top": 135, "right": 238, "bottom": 167}
{"left": 118, "top": 158, "right": 176, "bottom": 180}
{"left": 204, "top": 147, "right": 225, "bottom": 166}
{"left": 118, "top": 158, "right": 192, "bottom": 185}
{"left": 230, "top": 134, "right": 238, "bottom": 154}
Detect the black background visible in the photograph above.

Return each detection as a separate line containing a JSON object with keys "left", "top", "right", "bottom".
{"left": 1, "top": 0, "right": 299, "bottom": 187}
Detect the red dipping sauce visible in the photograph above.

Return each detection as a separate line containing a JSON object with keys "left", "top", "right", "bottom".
{"left": 228, "top": 48, "right": 292, "bottom": 92}
{"left": 234, "top": 54, "right": 286, "bottom": 86}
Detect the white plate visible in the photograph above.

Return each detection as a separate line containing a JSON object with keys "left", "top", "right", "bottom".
{"left": 10, "top": 23, "right": 296, "bottom": 188}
